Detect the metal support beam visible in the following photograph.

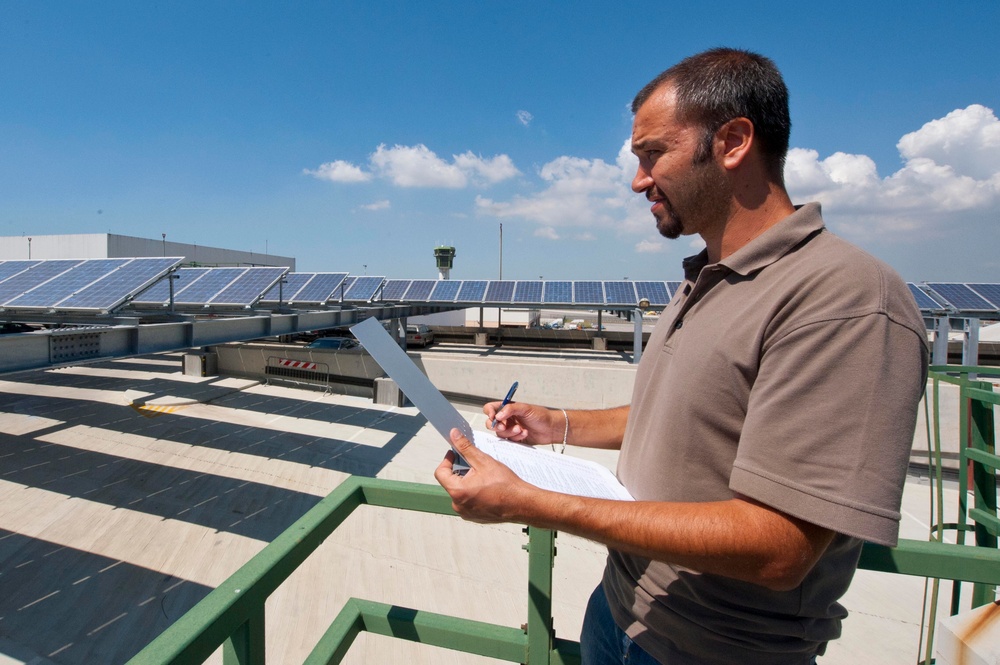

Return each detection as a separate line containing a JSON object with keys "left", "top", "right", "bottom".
{"left": 632, "top": 308, "right": 643, "bottom": 365}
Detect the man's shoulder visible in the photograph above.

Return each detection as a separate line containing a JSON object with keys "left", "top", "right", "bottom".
{"left": 769, "top": 228, "right": 924, "bottom": 334}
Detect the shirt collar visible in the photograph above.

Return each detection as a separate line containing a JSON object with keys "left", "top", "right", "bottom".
{"left": 682, "top": 202, "right": 826, "bottom": 280}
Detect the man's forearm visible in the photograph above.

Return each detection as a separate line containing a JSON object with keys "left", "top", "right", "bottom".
{"left": 562, "top": 405, "right": 630, "bottom": 450}
{"left": 514, "top": 489, "right": 834, "bottom": 590}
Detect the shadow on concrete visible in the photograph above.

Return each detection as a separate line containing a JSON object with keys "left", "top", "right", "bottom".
{"left": 0, "top": 529, "right": 211, "bottom": 665}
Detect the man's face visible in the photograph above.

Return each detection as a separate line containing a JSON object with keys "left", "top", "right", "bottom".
{"left": 630, "top": 86, "right": 730, "bottom": 240}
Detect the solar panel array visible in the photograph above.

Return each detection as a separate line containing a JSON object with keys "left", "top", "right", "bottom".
{"left": 259, "top": 272, "right": 348, "bottom": 305}
{"left": 367, "top": 279, "right": 677, "bottom": 307}
{"left": 0, "top": 258, "right": 181, "bottom": 312}
{"left": 133, "top": 266, "right": 286, "bottom": 308}
{"left": 906, "top": 282, "right": 1000, "bottom": 315}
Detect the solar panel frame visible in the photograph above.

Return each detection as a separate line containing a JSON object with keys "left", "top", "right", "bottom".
{"left": 603, "top": 281, "right": 638, "bottom": 306}
{"left": 54, "top": 258, "right": 182, "bottom": 310}
{"left": 907, "top": 283, "right": 947, "bottom": 311}
{"left": 484, "top": 281, "right": 516, "bottom": 303}
{"left": 512, "top": 281, "right": 543, "bottom": 303}
{"left": 343, "top": 276, "right": 385, "bottom": 302}
{"left": 634, "top": 281, "right": 671, "bottom": 307}
{"left": 404, "top": 280, "right": 436, "bottom": 301}
{"left": 572, "top": 281, "right": 605, "bottom": 305}
{"left": 210, "top": 267, "right": 287, "bottom": 306}
{"left": 380, "top": 279, "right": 412, "bottom": 301}
{"left": 132, "top": 267, "right": 212, "bottom": 306}
{"left": 260, "top": 272, "right": 311, "bottom": 303}
{"left": 429, "top": 280, "right": 462, "bottom": 302}
{"left": 966, "top": 283, "right": 1000, "bottom": 310}
{"left": 0, "top": 260, "right": 84, "bottom": 306}
{"left": 542, "top": 281, "right": 573, "bottom": 304}
{"left": 293, "top": 272, "right": 348, "bottom": 303}
{"left": 456, "top": 280, "right": 488, "bottom": 302}
{"left": 926, "top": 283, "right": 995, "bottom": 312}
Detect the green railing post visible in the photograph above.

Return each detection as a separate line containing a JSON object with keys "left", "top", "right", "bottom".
{"left": 525, "top": 527, "right": 556, "bottom": 665}
{"left": 968, "top": 385, "right": 998, "bottom": 608}
{"left": 223, "top": 606, "right": 266, "bottom": 665}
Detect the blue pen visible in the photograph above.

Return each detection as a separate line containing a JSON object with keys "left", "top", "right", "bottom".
{"left": 492, "top": 381, "right": 519, "bottom": 428}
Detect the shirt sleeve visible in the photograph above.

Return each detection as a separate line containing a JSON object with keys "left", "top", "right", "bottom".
{"left": 729, "top": 311, "right": 927, "bottom": 546}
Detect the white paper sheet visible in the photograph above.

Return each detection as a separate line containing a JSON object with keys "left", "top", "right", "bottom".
{"left": 351, "top": 316, "right": 633, "bottom": 501}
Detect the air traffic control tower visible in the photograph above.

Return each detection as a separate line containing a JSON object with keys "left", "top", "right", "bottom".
{"left": 434, "top": 245, "right": 456, "bottom": 280}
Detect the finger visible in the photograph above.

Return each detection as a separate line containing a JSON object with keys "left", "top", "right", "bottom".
{"left": 434, "top": 450, "right": 459, "bottom": 487}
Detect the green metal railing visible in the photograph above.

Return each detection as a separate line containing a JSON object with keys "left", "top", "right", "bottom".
{"left": 127, "top": 367, "right": 1000, "bottom": 665}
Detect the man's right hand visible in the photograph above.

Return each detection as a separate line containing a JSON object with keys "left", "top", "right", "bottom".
{"left": 484, "top": 401, "right": 562, "bottom": 445}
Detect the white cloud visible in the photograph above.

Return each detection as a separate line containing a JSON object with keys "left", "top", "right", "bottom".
{"left": 784, "top": 105, "right": 1000, "bottom": 238}
{"left": 359, "top": 200, "right": 391, "bottom": 211}
{"left": 516, "top": 110, "right": 533, "bottom": 127}
{"left": 307, "top": 144, "right": 520, "bottom": 189}
{"left": 534, "top": 227, "right": 559, "bottom": 240}
{"left": 303, "top": 160, "right": 372, "bottom": 183}
{"left": 635, "top": 239, "right": 665, "bottom": 253}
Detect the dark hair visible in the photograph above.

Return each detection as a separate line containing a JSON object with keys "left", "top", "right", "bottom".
{"left": 632, "top": 48, "right": 790, "bottom": 178}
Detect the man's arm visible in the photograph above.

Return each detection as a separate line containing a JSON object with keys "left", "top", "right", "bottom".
{"left": 485, "top": 402, "right": 629, "bottom": 450}
{"left": 436, "top": 430, "right": 835, "bottom": 591}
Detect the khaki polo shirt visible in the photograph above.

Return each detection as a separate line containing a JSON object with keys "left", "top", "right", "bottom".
{"left": 604, "top": 203, "right": 928, "bottom": 664}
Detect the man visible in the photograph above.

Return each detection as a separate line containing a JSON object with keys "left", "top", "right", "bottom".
{"left": 435, "top": 48, "right": 928, "bottom": 664}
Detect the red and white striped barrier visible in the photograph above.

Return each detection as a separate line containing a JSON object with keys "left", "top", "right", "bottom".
{"left": 277, "top": 359, "right": 318, "bottom": 370}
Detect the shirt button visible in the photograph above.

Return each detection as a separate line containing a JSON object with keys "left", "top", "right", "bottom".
{"left": 674, "top": 320, "right": 683, "bottom": 329}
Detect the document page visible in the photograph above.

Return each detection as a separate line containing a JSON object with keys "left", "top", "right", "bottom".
{"left": 473, "top": 431, "right": 633, "bottom": 501}
{"left": 351, "top": 316, "right": 632, "bottom": 501}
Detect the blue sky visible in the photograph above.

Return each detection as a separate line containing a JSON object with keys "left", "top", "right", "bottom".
{"left": 2, "top": 2, "right": 998, "bottom": 282}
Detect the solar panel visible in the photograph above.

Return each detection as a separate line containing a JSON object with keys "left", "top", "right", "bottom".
{"left": 666, "top": 282, "right": 683, "bottom": 299}
{"left": 260, "top": 272, "right": 311, "bottom": 303}
{"left": 457, "top": 280, "right": 488, "bottom": 302}
{"left": 573, "top": 281, "right": 604, "bottom": 305}
{"left": 907, "top": 283, "right": 946, "bottom": 311}
{"left": 512, "top": 281, "right": 543, "bottom": 303}
{"left": 634, "top": 281, "right": 671, "bottom": 306}
{"left": 174, "top": 268, "right": 246, "bottom": 305}
{"left": 293, "top": 272, "right": 348, "bottom": 303}
{"left": 380, "top": 279, "right": 412, "bottom": 301}
{"left": 133, "top": 267, "right": 211, "bottom": 305}
{"left": 343, "top": 276, "right": 384, "bottom": 301}
{"left": 55, "top": 258, "right": 181, "bottom": 310}
{"left": 484, "top": 281, "right": 516, "bottom": 302}
{"left": 0, "top": 260, "right": 39, "bottom": 284}
{"left": 967, "top": 284, "right": 1000, "bottom": 309}
{"left": 336, "top": 276, "right": 357, "bottom": 299}
{"left": 404, "top": 280, "right": 436, "bottom": 301}
{"left": 926, "top": 283, "right": 994, "bottom": 311}
{"left": 542, "top": 281, "right": 573, "bottom": 304}
{"left": 429, "top": 280, "right": 462, "bottom": 302}
{"left": 0, "top": 260, "right": 83, "bottom": 305}
{"left": 6, "top": 259, "right": 128, "bottom": 307}
{"left": 211, "top": 267, "right": 286, "bottom": 306}
{"left": 603, "top": 281, "right": 637, "bottom": 306}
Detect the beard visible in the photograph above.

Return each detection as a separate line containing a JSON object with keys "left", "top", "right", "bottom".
{"left": 654, "top": 153, "right": 730, "bottom": 242}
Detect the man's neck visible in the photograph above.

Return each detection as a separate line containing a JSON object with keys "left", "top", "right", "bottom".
{"left": 704, "top": 185, "right": 795, "bottom": 263}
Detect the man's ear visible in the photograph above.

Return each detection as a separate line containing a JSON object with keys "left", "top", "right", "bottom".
{"left": 717, "top": 117, "right": 754, "bottom": 170}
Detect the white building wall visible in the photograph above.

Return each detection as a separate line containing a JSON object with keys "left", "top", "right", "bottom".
{"left": 0, "top": 233, "right": 295, "bottom": 270}
{"left": 0, "top": 234, "right": 109, "bottom": 260}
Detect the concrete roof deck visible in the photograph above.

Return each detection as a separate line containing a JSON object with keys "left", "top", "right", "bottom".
{"left": 0, "top": 353, "right": 982, "bottom": 664}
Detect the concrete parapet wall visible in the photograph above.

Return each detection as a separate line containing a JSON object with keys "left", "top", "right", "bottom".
{"left": 214, "top": 342, "right": 636, "bottom": 410}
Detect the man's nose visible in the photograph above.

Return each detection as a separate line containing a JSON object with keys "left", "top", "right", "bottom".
{"left": 631, "top": 165, "right": 652, "bottom": 194}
